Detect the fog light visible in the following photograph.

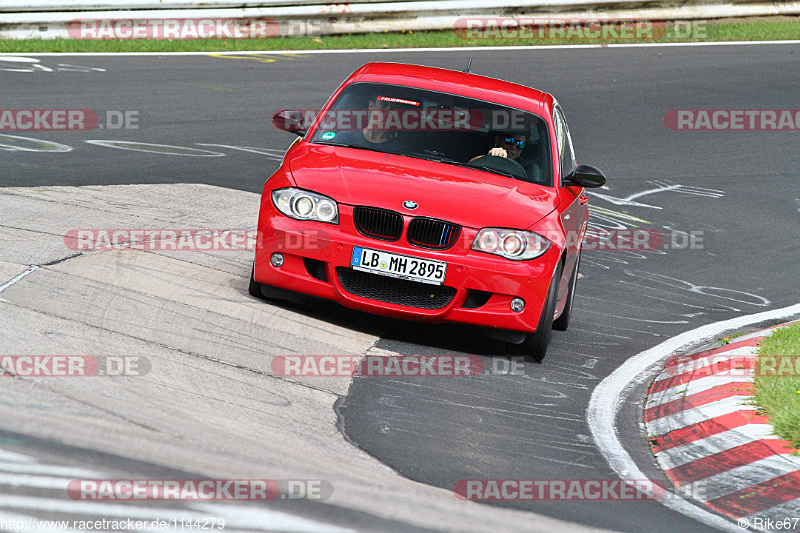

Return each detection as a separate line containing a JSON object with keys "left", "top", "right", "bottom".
{"left": 510, "top": 298, "right": 525, "bottom": 312}
{"left": 270, "top": 253, "right": 284, "bottom": 267}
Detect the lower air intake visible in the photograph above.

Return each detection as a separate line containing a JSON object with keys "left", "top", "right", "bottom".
{"left": 336, "top": 267, "right": 456, "bottom": 310}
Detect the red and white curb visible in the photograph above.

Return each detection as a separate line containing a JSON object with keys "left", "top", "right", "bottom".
{"left": 645, "top": 323, "right": 800, "bottom": 526}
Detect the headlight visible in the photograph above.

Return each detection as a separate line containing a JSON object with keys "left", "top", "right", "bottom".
{"left": 272, "top": 188, "right": 339, "bottom": 224}
{"left": 471, "top": 228, "right": 551, "bottom": 260}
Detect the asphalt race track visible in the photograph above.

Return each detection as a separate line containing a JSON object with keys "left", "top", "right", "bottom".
{"left": 1, "top": 44, "right": 799, "bottom": 532}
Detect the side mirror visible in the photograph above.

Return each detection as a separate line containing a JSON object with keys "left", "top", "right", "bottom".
{"left": 271, "top": 110, "right": 310, "bottom": 136}
{"left": 563, "top": 164, "right": 606, "bottom": 188}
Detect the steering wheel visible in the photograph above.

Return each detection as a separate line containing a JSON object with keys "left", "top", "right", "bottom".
{"left": 468, "top": 155, "right": 527, "bottom": 180}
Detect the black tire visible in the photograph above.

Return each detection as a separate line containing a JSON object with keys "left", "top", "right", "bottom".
{"left": 519, "top": 261, "right": 562, "bottom": 364}
{"left": 248, "top": 263, "right": 262, "bottom": 298}
{"left": 249, "top": 261, "right": 296, "bottom": 302}
{"left": 553, "top": 251, "right": 580, "bottom": 332}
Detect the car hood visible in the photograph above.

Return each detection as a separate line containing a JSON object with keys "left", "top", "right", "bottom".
{"left": 286, "top": 144, "right": 558, "bottom": 229}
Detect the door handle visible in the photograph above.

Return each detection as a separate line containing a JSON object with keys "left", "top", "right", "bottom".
{"left": 579, "top": 196, "right": 589, "bottom": 205}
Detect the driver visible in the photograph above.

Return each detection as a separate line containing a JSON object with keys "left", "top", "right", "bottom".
{"left": 469, "top": 131, "right": 546, "bottom": 183}
{"left": 470, "top": 132, "right": 527, "bottom": 162}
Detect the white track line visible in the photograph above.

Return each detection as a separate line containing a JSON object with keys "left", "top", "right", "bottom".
{"left": 656, "top": 346, "right": 759, "bottom": 381}
{"left": 0, "top": 450, "right": 348, "bottom": 533}
{"left": 647, "top": 374, "right": 752, "bottom": 408}
{"left": 646, "top": 395, "right": 749, "bottom": 436}
{"left": 0, "top": 496, "right": 202, "bottom": 521}
{"left": 679, "top": 455, "right": 800, "bottom": 502}
{"left": 1, "top": 40, "right": 800, "bottom": 57}
{"left": 138, "top": 529, "right": 258, "bottom": 533}
{"left": 0, "top": 463, "right": 105, "bottom": 477}
{"left": 0, "top": 265, "right": 39, "bottom": 294}
{"left": 587, "top": 301, "right": 800, "bottom": 533}
{"left": 0, "top": 489, "right": 349, "bottom": 533}
{"left": 0, "top": 448, "right": 35, "bottom": 463}
{"left": 743, "top": 497, "right": 800, "bottom": 524}
{"left": 0, "top": 473, "right": 71, "bottom": 490}
{"left": 654, "top": 424, "right": 778, "bottom": 470}
{"left": 0, "top": 496, "right": 349, "bottom": 532}
{"left": 192, "top": 503, "right": 355, "bottom": 533}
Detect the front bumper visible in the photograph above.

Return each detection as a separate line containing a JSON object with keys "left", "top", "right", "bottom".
{"left": 254, "top": 202, "right": 561, "bottom": 333}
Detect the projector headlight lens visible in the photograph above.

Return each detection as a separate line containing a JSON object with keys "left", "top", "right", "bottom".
{"left": 472, "top": 228, "right": 551, "bottom": 260}
{"left": 272, "top": 188, "right": 339, "bottom": 224}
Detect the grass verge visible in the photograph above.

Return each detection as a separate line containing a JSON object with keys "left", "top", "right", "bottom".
{"left": 0, "top": 16, "right": 798, "bottom": 53}
{"left": 753, "top": 322, "right": 800, "bottom": 449}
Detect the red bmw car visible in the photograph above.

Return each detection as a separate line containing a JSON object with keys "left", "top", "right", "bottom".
{"left": 251, "top": 62, "right": 605, "bottom": 362}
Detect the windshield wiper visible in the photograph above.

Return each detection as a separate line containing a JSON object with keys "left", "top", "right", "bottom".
{"left": 408, "top": 153, "right": 473, "bottom": 169}
{"left": 314, "top": 141, "right": 392, "bottom": 155}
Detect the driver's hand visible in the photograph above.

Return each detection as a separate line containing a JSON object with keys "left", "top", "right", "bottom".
{"left": 488, "top": 147, "right": 508, "bottom": 158}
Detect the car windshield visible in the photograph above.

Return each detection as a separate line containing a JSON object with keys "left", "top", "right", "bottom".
{"left": 308, "top": 82, "right": 553, "bottom": 186}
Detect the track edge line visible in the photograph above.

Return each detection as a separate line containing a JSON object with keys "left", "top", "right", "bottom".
{"left": 587, "top": 303, "right": 800, "bottom": 533}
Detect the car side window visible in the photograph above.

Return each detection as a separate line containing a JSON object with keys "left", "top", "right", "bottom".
{"left": 554, "top": 106, "right": 576, "bottom": 185}
{"left": 553, "top": 109, "right": 564, "bottom": 162}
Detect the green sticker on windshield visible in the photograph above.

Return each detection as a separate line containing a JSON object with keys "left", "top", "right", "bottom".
{"left": 321, "top": 132, "right": 336, "bottom": 140}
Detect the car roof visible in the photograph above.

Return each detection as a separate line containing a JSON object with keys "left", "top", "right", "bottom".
{"left": 349, "top": 62, "right": 550, "bottom": 116}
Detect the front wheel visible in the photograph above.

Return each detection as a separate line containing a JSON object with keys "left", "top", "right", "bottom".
{"left": 249, "top": 261, "right": 295, "bottom": 302}
{"left": 553, "top": 251, "right": 580, "bottom": 332}
{"left": 248, "top": 263, "right": 262, "bottom": 298}
{"left": 518, "top": 261, "right": 562, "bottom": 364}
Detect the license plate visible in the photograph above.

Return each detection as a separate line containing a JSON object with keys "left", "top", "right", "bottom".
{"left": 350, "top": 246, "right": 447, "bottom": 286}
